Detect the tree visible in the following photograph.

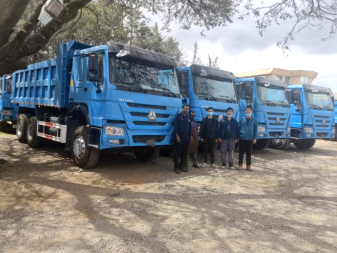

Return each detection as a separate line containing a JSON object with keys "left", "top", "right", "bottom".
{"left": 191, "top": 42, "right": 203, "bottom": 65}
{"left": 163, "top": 37, "right": 185, "bottom": 66}
{"left": 208, "top": 55, "right": 219, "bottom": 69}
{"left": 0, "top": 0, "right": 237, "bottom": 76}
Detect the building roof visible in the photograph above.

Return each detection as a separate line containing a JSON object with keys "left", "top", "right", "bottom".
{"left": 235, "top": 68, "right": 318, "bottom": 80}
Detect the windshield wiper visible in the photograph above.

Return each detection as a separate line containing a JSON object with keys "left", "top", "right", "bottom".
{"left": 197, "top": 93, "right": 218, "bottom": 101}
{"left": 261, "top": 100, "right": 276, "bottom": 106}
{"left": 160, "top": 87, "right": 178, "bottom": 97}
{"left": 310, "top": 104, "right": 323, "bottom": 110}
{"left": 219, "top": 95, "right": 236, "bottom": 103}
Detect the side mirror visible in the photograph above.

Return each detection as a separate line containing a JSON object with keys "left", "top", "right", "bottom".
{"left": 88, "top": 55, "right": 99, "bottom": 82}
{"left": 245, "top": 86, "right": 252, "bottom": 98}
{"left": 178, "top": 73, "right": 186, "bottom": 95}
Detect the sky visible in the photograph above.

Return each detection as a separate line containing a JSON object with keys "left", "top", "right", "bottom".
{"left": 147, "top": 8, "right": 337, "bottom": 91}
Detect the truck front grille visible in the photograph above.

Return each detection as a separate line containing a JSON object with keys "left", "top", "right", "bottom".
{"left": 132, "top": 135, "right": 166, "bottom": 143}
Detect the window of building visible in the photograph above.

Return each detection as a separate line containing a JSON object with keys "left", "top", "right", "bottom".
{"left": 300, "top": 76, "right": 309, "bottom": 85}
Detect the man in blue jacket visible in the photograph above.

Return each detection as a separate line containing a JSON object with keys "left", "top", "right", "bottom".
{"left": 238, "top": 106, "right": 258, "bottom": 171}
{"left": 173, "top": 104, "right": 192, "bottom": 174}
{"left": 218, "top": 107, "right": 239, "bottom": 169}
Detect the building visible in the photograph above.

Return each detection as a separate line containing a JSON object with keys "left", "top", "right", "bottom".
{"left": 235, "top": 68, "right": 318, "bottom": 85}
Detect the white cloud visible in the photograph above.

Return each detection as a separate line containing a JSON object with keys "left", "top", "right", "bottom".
{"left": 148, "top": 10, "right": 337, "bottom": 91}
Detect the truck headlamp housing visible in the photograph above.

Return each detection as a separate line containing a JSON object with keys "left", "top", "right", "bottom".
{"left": 304, "top": 127, "right": 313, "bottom": 133}
{"left": 1, "top": 110, "right": 13, "bottom": 116}
{"left": 258, "top": 126, "right": 266, "bottom": 132}
{"left": 105, "top": 126, "right": 125, "bottom": 136}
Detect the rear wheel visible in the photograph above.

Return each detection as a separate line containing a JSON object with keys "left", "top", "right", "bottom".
{"left": 253, "top": 139, "right": 271, "bottom": 150}
{"left": 27, "top": 117, "right": 44, "bottom": 148}
{"left": 294, "top": 139, "right": 316, "bottom": 149}
{"left": 134, "top": 147, "right": 159, "bottom": 162}
{"left": 71, "top": 126, "right": 100, "bottom": 169}
{"left": 269, "top": 139, "right": 290, "bottom": 150}
{"left": 17, "top": 114, "right": 28, "bottom": 143}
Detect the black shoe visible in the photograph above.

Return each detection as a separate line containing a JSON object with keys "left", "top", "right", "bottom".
{"left": 222, "top": 162, "right": 226, "bottom": 167}
{"left": 193, "top": 164, "right": 200, "bottom": 168}
{"left": 180, "top": 168, "right": 189, "bottom": 173}
{"left": 174, "top": 169, "right": 180, "bottom": 174}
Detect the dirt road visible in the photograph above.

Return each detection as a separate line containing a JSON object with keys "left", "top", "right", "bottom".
{"left": 1, "top": 134, "right": 337, "bottom": 253}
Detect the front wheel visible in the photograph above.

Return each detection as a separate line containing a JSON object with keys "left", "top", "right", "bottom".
{"left": 17, "top": 114, "right": 28, "bottom": 143}
{"left": 159, "top": 147, "right": 173, "bottom": 157}
{"left": 134, "top": 147, "right": 159, "bottom": 162}
{"left": 0, "top": 121, "right": 6, "bottom": 132}
{"left": 27, "top": 117, "right": 44, "bottom": 148}
{"left": 253, "top": 139, "right": 271, "bottom": 150}
{"left": 294, "top": 139, "right": 316, "bottom": 149}
{"left": 71, "top": 126, "right": 100, "bottom": 169}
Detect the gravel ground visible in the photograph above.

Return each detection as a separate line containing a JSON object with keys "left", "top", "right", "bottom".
{"left": 0, "top": 134, "right": 337, "bottom": 253}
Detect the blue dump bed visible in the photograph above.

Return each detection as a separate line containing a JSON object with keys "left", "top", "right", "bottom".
{"left": 11, "top": 41, "right": 92, "bottom": 108}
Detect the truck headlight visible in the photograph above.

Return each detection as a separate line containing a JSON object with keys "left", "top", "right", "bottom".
{"left": 1, "top": 110, "right": 13, "bottom": 116}
{"left": 105, "top": 126, "right": 125, "bottom": 136}
{"left": 304, "top": 127, "right": 313, "bottom": 133}
{"left": 258, "top": 126, "right": 266, "bottom": 132}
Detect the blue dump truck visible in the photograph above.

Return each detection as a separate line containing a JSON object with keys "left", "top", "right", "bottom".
{"left": 235, "top": 77, "right": 291, "bottom": 150}
{"left": 177, "top": 65, "right": 238, "bottom": 122}
{"left": 334, "top": 101, "right": 337, "bottom": 141}
{"left": 0, "top": 75, "right": 18, "bottom": 132}
{"left": 270, "top": 84, "right": 335, "bottom": 149}
{"left": 11, "top": 41, "right": 182, "bottom": 168}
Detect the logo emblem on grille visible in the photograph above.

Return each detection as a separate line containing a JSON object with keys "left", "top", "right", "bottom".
{"left": 276, "top": 117, "right": 281, "bottom": 123}
{"left": 322, "top": 119, "right": 326, "bottom": 126}
{"left": 218, "top": 114, "right": 223, "bottom": 122}
{"left": 148, "top": 110, "right": 156, "bottom": 122}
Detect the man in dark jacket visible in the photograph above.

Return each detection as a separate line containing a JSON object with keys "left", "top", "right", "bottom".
{"left": 218, "top": 107, "right": 239, "bottom": 169}
{"left": 187, "top": 110, "right": 200, "bottom": 168}
{"left": 238, "top": 106, "right": 258, "bottom": 171}
{"left": 200, "top": 107, "right": 219, "bottom": 168}
{"left": 173, "top": 104, "right": 192, "bottom": 174}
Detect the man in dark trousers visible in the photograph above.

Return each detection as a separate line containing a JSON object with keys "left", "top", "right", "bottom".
{"left": 238, "top": 106, "right": 258, "bottom": 171}
{"left": 187, "top": 110, "right": 200, "bottom": 168}
{"left": 173, "top": 104, "right": 192, "bottom": 174}
{"left": 218, "top": 107, "right": 239, "bottom": 169}
{"left": 200, "top": 107, "right": 219, "bottom": 168}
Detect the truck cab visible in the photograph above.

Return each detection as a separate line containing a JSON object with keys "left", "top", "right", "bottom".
{"left": 235, "top": 77, "right": 291, "bottom": 150}
{"left": 12, "top": 41, "right": 182, "bottom": 168}
{"left": 0, "top": 75, "right": 18, "bottom": 132}
{"left": 177, "top": 65, "right": 238, "bottom": 125}
{"left": 284, "top": 84, "right": 335, "bottom": 149}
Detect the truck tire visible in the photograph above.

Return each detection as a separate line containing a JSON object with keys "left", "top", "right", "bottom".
{"left": 134, "top": 147, "right": 159, "bottom": 162}
{"left": 17, "top": 114, "right": 28, "bottom": 143}
{"left": 0, "top": 121, "right": 6, "bottom": 132}
{"left": 27, "top": 117, "right": 44, "bottom": 148}
{"left": 253, "top": 139, "right": 271, "bottom": 150}
{"left": 159, "top": 147, "right": 173, "bottom": 157}
{"left": 269, "top": 139, "right": 290, "bottom": 150}
{"left": 335, "top": 126, "right": 337, "bottom": 141}
{"left": 71, "top": 126, "right": 99, "bottom": 169}
{"left": 294, "top": 139, "right": 316, "bottom": 149}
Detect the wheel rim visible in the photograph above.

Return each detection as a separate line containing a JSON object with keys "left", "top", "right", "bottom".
{"left": 27, "top": 124, "right": 33, "bottom": 141}
{"left": 271, "top": 138, "right": 282, "bottom": 148}
{"left": 73, "top": 136, "right": 86, "bottom": 159}
{"left": 17, "top": 120, "right": 22, "bottom": 137}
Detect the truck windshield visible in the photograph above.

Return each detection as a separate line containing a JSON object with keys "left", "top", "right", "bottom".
{"left": 306, "top": 92, "right": 333, "bottom": 110}
{"left": 193, "top": 76, "right": 236, "bottom": 102}
{"left": 109, "top": 57, "right": 180, "bottom": 96}
{"left": 257, "top": 85, "right": 288, "bottom": 105}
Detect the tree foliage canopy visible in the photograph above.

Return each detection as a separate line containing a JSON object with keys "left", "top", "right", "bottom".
{"left": 0, "top": 0, "right": 336, "bottom": 75}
